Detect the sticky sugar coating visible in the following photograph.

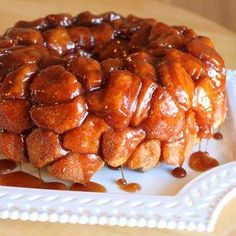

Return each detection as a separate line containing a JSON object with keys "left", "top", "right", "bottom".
{"left": 0, "top": 12, "right": 226, "bottom": 183}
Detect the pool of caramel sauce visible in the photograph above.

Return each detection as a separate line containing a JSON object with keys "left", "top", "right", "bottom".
{"left": 70, "top": 182, "right": 106, "bottom": 192}
{"left": 0, "top": 159, "right": 104, "bottom": 192}
{"left": 213, "top": 132, "right": 223, "bottom": 140}
{"left": 172, "top": 167, "right": 187, "bottom": 178}
{"left": 189, "top": 151, "right": 219, "bottom": 171}
{"left": 116, "top": 178, "right": 141, "bottom": 192}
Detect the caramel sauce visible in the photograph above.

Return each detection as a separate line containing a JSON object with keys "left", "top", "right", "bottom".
{"left": 115, "top": 165, "right": 141, "bottom": 192}
{"left": 0, "top": 159, "right": 17, "bottom": 174}
{"left": 116, "top": 178, "right": 141, "bottom": 192}
{"left": 70, "top": 182, "right": 106, "bottom": 192}
{"left": 0, "top": 159, "right": 103, "bottom": 192}
{"left": 213, "top": 132, "right": 223, "bottom": 140}
{"left": 189, "top": 151, "right": 219, "bottom": 172}
{"left": 0, "top": 12, "right": 227, "bottom": 195}
{"left": 107, "top": 165, "right": 120, "bottom": 170}
{"left": 0, "top": 171, "right": 44, "bottom": 188}
{"left": 0, "top": 162, "right": 67, "bottom": 190}
{"left": 42, "top": 182, "right": 67, "bottom": 190}
{"left": 172, "top": 167, "right": 187, "bottom": 178}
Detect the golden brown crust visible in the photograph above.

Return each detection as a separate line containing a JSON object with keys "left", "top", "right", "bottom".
{"left": 161, "top": 110, "right": 199, "bottom": 165}
{"left": 87, "top": 70, "right": 142, "bottom": 128}
{"left": 141, "top": 86, "right": 185, "bottom": 141}
{"left": 157, "top": 62, "right": 194, "bottom": 111}
{"left": 213, "top": 90, "right": 227, "bottom": 129}
{"left": 26, "top": 128, "right": 67, "bottom": 168}
{"left": 193, "top": 77, "right": 216, "bottom": 138}
{"left": 102, "top": 127, "right": 145, "bottom": 167}
{"left": 161, "top": 132, "right": 186, "bottom": 166}
{"left": 126, "top": 139, "right": 161, "bottom": 171}
{"left": 48, "top": 153, "right": 104, "bottom": 184}
{"left": 0, "top": 130, "right": 26, "bottom": 163}
{"left": 184, "top": 110, "right": 199, "bottom": 157}
{"left": 0, "top": 99, "right": 32, "bottom": 133}
{"left": 68, "top": 57, "right": 103, "bottom": 91}
{"left": 100, "top": 58, "right": 124, "bottom": 78}
{"left": 5, "top": 27, "right": 44, "bottom": 46}
{"left": 30, "top": 96, "right": 87, "bottom": 134}
{"left": 43, "top": 26, "right": 75, "bottom": 56}
{"left": 63, "top": 114, "right": 110, "bottom": 154}
{"left": 30, "top": 65, "right": 82, "bottom": 104}
{"left": 68, "top": 26, "right": 94, "bottom": 50}
{"left": 90, "top": 23, "right": 114, "bottom": 50}
{"left": 1, "top": 64, "right": 38, "bottom": 100}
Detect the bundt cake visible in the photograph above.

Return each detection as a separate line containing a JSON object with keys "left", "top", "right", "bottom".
{"left": 0, "top": 12, "right": 227, "bottom": 184}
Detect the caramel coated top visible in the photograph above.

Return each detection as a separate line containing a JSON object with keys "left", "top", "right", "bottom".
{"left": 0, "top": 11, "right": 226, "bottom": 183}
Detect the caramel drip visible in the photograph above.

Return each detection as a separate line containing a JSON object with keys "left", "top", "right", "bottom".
{"left": 116, "top": 165, "right": 141, "bottom": 192}
{"left": 172, "top": 167, "right": 187, "bottom": 178}
{"left": 70, "top": 182, "right": 106, "bottom": 192}
{"left": 0, "top": 160, "right": 67, "bottom": 190}
{"left": 213, "top": 132, "right": 223, "bottom": 140}
{"left": 116, "top": 178, "right": 141, "bottom": 192}
{"left": 0, "top": 170, "right": 67, "bottom": 190}
{"left": 189, "top": 151, "right": 219, "bottom": 172}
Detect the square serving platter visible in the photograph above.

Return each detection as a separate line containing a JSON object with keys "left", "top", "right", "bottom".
{"left": 0, "top": 70, "right": 235, "bottom": 232}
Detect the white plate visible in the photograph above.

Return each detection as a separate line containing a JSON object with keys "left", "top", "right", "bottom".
{"left": 0, "top": 70, "right": 235, "bottom": 232}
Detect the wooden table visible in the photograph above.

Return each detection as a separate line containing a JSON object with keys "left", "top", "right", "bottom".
{"left": 0, "top": 0, "right": 235, "bottom": 235}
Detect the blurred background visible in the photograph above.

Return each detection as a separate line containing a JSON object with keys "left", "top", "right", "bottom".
{"left": 159, "top": 0, "right": 236, "bottom": 32}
